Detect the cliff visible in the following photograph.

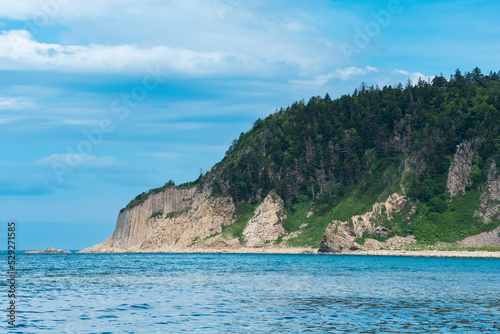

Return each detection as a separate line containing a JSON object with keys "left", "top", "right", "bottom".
{"left": 82, "top": 187, "right": 234, "bottom": 252}
{"left": 459, "top": 161, "right": 500, "bottom": 247}
{"left": 80, "top": 188, "right": 308, "bottom": 253}
{"left": 82, "top": 69, "right": 500, "bottom": 253}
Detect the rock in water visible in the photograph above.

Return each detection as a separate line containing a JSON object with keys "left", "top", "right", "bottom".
{"left": 24, "top": 247, "right": 72, "bottom": 254}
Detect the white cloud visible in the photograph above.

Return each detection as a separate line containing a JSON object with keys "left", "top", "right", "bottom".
{"left": 0, "top": 28, "right": 331, "bottom": 76}
{"left": 0, "top": 97, "right": 16, "bottom": 108}
{"left": 0, "top": 0, "right": 165, "bottom": 21}
{"left": 336, "top": 66, "right": 378, "bottom": 80}
{"left": 35, "top": 154, "right": 130, "bottom": 171}
{"left": 0, "top": 1, "right": 351, "bottom": 76}
{"left": 0, "top": 96, "right": 33, "bottom": 110}
{"left": 394, "top": 69, "right": 434, "bottom": 85}
{"left": 0, "top": 30, "right": 231, "bottom": 75}
{"left": 46, "top": 119, "right": 103, "bottom": 126}
{"left": 293, "top": 66, "right": 379, "bottom": 86}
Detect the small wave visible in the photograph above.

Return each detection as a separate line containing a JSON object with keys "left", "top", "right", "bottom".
{"left": 130, "top": 303, "right": 151, "bottom": 310}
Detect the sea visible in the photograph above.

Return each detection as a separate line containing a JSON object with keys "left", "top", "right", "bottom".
{"left": 1, "top": 252, "right": 499, "bottom": 333}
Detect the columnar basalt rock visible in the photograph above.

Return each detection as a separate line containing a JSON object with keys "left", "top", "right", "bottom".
{"left": 446, "top": 141, "right": 474, "bottom": 197}
{"left": 79, "top": 188, "right": 295, "bottom": 253}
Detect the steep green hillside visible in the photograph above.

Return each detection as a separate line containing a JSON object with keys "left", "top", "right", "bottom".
{"left": 125, "top": 68, "right": 500, "bottom": 247}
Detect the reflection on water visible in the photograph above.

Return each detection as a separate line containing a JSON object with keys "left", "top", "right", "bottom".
{"left": 2, "top": 253, "right": 499, "bottom": 333}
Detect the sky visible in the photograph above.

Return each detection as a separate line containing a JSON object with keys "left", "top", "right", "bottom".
{"left": 1, "top": 0, "right": 499, "bottom": 250}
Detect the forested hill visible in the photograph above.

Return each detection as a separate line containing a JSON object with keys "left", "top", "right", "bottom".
{"left": 120, "top": 68, "right": 500, "bottom": 248}
{"left": 210, "top": 68, "right": 499, "bottom": 205}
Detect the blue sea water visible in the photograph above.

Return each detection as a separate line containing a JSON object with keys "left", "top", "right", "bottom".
{"left": 1, "top": 253, "right": 500, "bottom": 333}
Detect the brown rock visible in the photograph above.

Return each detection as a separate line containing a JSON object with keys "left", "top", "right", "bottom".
{"left": 242, "top": 191, "right": 287, "bottom": 247}
{"left": 446, "top": 141, "right": 474, "bottom": 196}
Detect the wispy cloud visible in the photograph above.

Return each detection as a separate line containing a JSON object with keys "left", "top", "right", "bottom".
{"left": 292, "top": 66, "right": 379, "bottom": 86}
{"left": 0, "top": 96, "right": 33, "bottom": 109}
{"left": 0, "top": 97, "right": 17, "bottom": 108}
{"left": 0, "top": 1, "right": 352, "bottom": 77}
{"left": 0, "top": 30, "right": 231, "bottom": 75}
{"left": 291, "top": 66, "right": 433, "bottom": 90}
{"left": 35, "top": 154, "right": 131, "bottom": 172}
{"left": 394, "top": 70, "right": 434, "bottom": 85}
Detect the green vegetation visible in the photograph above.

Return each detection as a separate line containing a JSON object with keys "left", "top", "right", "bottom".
{"left": 401, "top": 243, "right": 500, "bottom": 252}
{"left": 148, "top": 210, "right": 164, "bottom": 220}
{"left": 165, "top": 210, "right": 184, "bottom": 219}
{"left": 121, "top": 68, "right": 500, "bottom": 248}
{"left": 120, "top": 174, "right": 203, "bottom": 212}
{"left": 215, "top": 67, "right": 499, "bottom": 201}
{"left": 212, "top": 68, "right": 500, "bottom": 246}
{"left": 355, "top": 232, "right": 393, "bottom": 246}
{"left": 282, "top": 197, "right": 311, "bottom": 233}
{"left": 410, "top": 191, "right": 500, "bottom": 244}
{"left": 120, "top": 180, "right": 176, "bottom": 212}
{"left": 177, "top": 173, "right": 203, "bottom": 188}
{"left": 203, "top": 232, "right": 221, "bottom": 242}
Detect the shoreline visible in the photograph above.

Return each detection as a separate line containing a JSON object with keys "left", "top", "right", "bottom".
{"left": 75, "top": 247, "right": 500, "bottom": 258}
{"left": 333, "top": 249, "right": 500, "bottom": 258}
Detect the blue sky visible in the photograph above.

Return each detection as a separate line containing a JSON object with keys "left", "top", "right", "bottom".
{"left": 1, "top": 0, "right": 499, "bottom": 250}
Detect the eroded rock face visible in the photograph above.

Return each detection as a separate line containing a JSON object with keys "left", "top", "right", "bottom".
{"left": 364, "top": 238, "right": 383, "bottom": 251}
{"left": 474, "top": 161, "right": 500, "bottom": 223}
{"left": 140, "top": 195, "right": 236, "bottom": 251}
{"left": 80, "top": 187, "right": 236, "bottom": 253}
{"left": 105, "top": 187, "right": 198, "bottom": 249}
{"left": 457, "top": 161, "right": 500, "bottom": 248}
{"left": 318, "top": 193, "right": 407, "bottom": 253}
{"left": 79, "top": 189, "right": 295, "bottom": 253}
{"left": 385, "top": 235, "right": 415, "bottom": 247}
{"left": 459, "top": 226, "right": 500, "bottom": 247}
{"left": 319, "top": 223, "right": 363, "bottom": 253}
{"left": 446, "top": 142, "right": 474, "bottom": 196}
{"left": 242, "top": 191, "right": 286, "bottom": 247}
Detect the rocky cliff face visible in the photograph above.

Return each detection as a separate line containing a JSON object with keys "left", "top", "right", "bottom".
{"left": 458, "top": 161, "right": 500, "bottom": 248}
{"left": 474, "top": 161, "right": 500, "bottom": 223}
{"left": 80, "top": 188, "right": 306, "bottom": 253}
{"left": 81, "top": 186, "right": 236, "bottom": 252}
{"left": 108, "top": 187, "right": 198, "bottom": 250}
{"left": 83, "top": 154, "right": 500, "bottom": 254}
{"left": 242, "top": 192, "right": 286, "bottom": 247}
{"left": 318, "top": 193, "right": 410, "bottom": 253}
{"left": 446, "top": 141, "right": 474, "bottom": 196}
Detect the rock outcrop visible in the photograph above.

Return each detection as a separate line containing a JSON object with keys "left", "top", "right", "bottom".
{"left": 456, "top": 161, "right": 500, "bottom": 248}
{"left": 458, "top": 226, "right": 500, "bottom": 247}
{"left": 242, "top": 192, "right": 286, "bottom": 246}
{"left": 446, "top": 141, "right": 474, "bottom": 196}
{"left": 474, "top": 161, "right": 500, "bottom": 223}
{"left": 24, "top": 247, "right": 71, "bottom": 254}
{"left": 318, "top": 193, "right": 408, "bottom": 253}
{"left": 79, "top": 188, "right": 304, "bottom": 253}
{"left": 80, "top": 186, "right": 239, "bottom": 252}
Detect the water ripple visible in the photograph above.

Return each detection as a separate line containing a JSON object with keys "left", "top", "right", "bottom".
{"left": 1, "top": 253, "right": 499, "bottom": 333}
